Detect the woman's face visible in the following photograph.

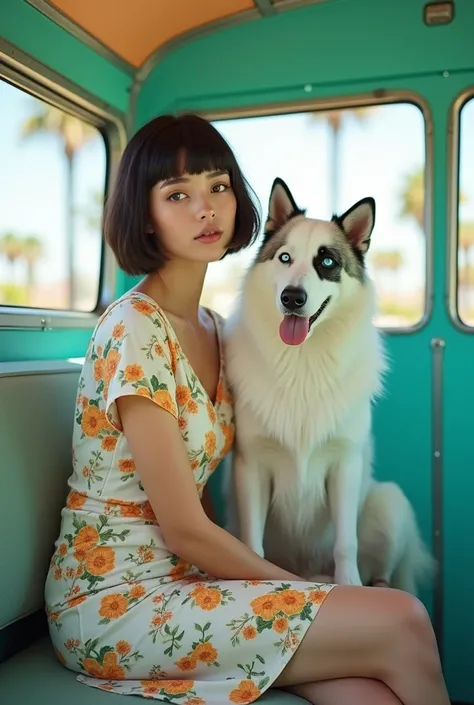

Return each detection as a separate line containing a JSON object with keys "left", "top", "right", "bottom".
{"left": 149, "top": 169, "right": 237, "bottom": 265}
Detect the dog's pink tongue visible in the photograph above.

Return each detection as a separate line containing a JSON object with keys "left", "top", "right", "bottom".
{"left": 279, "top": 315, "right": 309, "bottom": 345}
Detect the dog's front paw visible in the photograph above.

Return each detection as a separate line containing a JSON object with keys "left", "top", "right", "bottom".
{"left": 335, "top": 564, "right": 363, "bottom": 586}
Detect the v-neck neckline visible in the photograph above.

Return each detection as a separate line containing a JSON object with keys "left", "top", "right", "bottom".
{"left": 125, "top": 291, "right": 224, "bottom": 410}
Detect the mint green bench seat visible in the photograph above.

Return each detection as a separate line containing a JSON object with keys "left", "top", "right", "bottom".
{"left": 0, "top": 360, "right": 308, "bottom": 705}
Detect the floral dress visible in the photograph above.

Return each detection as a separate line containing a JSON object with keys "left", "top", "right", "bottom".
{"left": 44, "top": 290, "right": 335, "bottom": 704}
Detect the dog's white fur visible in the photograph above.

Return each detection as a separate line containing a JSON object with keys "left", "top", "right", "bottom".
{"left": 222, "top": 178, "right": 434, "bottom": 593}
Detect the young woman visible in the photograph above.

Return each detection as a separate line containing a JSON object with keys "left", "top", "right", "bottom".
{"left": 44, "top": 113, "right": 449, "bottom": 705}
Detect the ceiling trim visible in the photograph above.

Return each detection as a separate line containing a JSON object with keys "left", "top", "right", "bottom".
{"left": 254, "top": 0, "right": 276, "bottom": 16}
{"left": 272, "top": 0, "right": 328, "bottom": 11}
{"left": 128, "top": 6, "right": 260, "bottom": 134}
{"left": 25, "top": 0, "right": 136, "bottom": 76}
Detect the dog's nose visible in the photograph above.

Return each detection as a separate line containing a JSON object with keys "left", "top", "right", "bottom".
{"left": 280, "top": 286, "right": 307, "bottom": 311}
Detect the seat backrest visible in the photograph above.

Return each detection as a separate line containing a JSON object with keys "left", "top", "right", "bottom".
{"left": 0, "top": 360, "right": 81, "bottom": 639}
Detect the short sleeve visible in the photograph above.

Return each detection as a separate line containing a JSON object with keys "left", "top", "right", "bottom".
{"left": 89, "top": 297, "right": 178, "bottom": 430}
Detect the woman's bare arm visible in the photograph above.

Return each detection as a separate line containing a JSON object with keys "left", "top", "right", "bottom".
{"left": 116, "top": 394, "right": 303, "bottom": 582}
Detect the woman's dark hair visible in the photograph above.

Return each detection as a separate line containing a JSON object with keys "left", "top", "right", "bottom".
{"left": 103, "top": 113, "right": 261, "bottom": 274}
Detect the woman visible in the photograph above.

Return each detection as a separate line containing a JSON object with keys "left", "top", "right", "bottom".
{"left": 44, "top": 113, "right": 449, "bottom": 705}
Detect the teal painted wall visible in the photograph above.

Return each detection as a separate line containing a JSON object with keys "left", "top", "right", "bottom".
{"left": 0, "top": 0, "right": 131, "bottom": 362}
{"left": 137, "top": 0, "right": 474, "bottom": 124}
{"left": 135, "top": 2, "right": 474, "bottom": 702}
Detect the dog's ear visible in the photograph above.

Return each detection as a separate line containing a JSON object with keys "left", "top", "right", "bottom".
{"left": 265, "top": 178, "right": 304, "bottom": 233}
{"left": 334, "top": 197, "right": 375, "bottom": 253}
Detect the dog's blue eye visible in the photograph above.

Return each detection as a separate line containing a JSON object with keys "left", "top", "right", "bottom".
{"left": 279, "top": 252, "right": 291, "bottom": 264}
{"left": 322, "top": 257, "right": 334, "bottom": 267}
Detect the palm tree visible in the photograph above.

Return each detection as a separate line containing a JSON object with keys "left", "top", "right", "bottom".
{"left": 22, "top": 236, "right": 44, "bottom": 300}
{"left": 309, "top": 107, "right": 376, "bottom": 212}
{"left": 398, "top": 166, "right": 467, "bottom": 234}
{"left": 0, "top": 232, "right": 24, "bottom": 278}
{"left": 20, "top": 102, "right": 97, "bottom": 307}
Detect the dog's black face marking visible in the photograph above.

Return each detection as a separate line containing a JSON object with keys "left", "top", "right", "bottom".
{"left": 309, "top": 296, "right": 332, "bottom": 329}
{"left": 313, "top": 246, "right": 342, "bottom": 282}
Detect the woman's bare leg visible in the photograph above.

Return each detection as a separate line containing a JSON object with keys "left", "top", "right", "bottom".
{"left": 285, "top": 678, "right": 402, "bottom": 705}
{"left": 272, "top": 585, "right": 449, "bottom": 705}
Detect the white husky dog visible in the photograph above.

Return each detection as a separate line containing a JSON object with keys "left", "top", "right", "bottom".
{"left": 222, "top": 177, "right": 434, "bottom": 594}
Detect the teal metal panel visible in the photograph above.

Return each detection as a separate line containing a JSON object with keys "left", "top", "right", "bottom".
{"left": 137, "top": 0, "right": 474, "bottom": 125}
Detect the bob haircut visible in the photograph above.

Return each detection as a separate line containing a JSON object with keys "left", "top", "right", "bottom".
{"left": 104, "top": 113, "right": 261, "bottom": 275}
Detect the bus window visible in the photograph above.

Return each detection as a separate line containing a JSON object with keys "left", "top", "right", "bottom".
{"left": 0, "top": 78, "right": 106, "bottom": 313}
{"left": 204, "top": 101, "right": 428, "bottom": 330}
{"left": 457, "top": 96, "right": 474, "bottom": 328}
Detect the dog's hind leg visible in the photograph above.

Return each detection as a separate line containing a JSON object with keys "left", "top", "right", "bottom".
{"left": 357, "top": 482, "right": 434, "bottom": 595}
{"left": 233, "top": 449, "right": 271, "bottom": 558}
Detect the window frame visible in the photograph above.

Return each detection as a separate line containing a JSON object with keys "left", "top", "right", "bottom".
{"left": 202, "top": 89, "right": 433, "bottom": 335}
{"left": 0, "top": 37, "right": 127, "bottom": 331}
{"left": 448, "top": 86, "right": 474, "bottom": 333}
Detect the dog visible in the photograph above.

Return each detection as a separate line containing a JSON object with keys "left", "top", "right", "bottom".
{"left": 222, "top": 177, "right": 434, "bottom": 594}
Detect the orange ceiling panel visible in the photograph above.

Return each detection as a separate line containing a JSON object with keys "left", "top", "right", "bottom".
{"left": 48, "top": 0, "right": 256, "bottom": 68}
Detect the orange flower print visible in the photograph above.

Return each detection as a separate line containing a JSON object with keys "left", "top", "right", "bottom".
{"left": 67, "top": 594, "right": 87, "bottom": 608}
{"left": 112, "top": 323, "right": 125, "bottom": 339}
{"left": 309, "top": 589, "right": 328, "bottom": 605}
{"left": 129, "top": 584, "right": 146, "bottom": 599}
{"left": 66, "top": 490, "right": 87, "bottom": 510}
{"left": 83, "top": 651, "right": 125, "bottom": 680}
{"left": 73, "top": 525, "right": 99, "bottom": 553}
{"left": 162, "top": 681, "right": 194, "bottom": 695}
{"left": 136, "top": 387, "right": 151, "bottom": 398}
{"left": 193, "top": 587, "right": 222, "bottom": 611}
{"left": 204, "top": 430, "right": 217, "bottom": 457}
{"left": 99, "top": 594, "right": 128, "bottom": 620}
{"left": 278, "top": 589, "right": 306, "bottom": 616}
{"left": 250, "top": 592, "right": 282, "bottom": 621}
{"left": 123, "top": 364, "right": 144, "bottom": 383}
{"left": 176, "top": 385, "right": 191, "bottom": 407}
{"left": 273, "top": 616, "right": 289, "bottom": 633}
{"left": 81, "top": 406, "right": 104, "bottom": 437}
{"left": 120, "top": 503, "right": 142, "bottom": 518}
{"left": 206, "top": 398, "right": 217, "bottom": 424}
{"left": 85, "top": 546, "right": 115, "bottom": 576}
{"left": 93, "top": 358, "right": 106, "bottom": 381}
{"left": 176, "top": 655, "right": 197, "bottom": 672}
{"left": 221, "top": 423, "right": 234, "bottom": 456}
{"left": 105, "top": 348, "right": 121, "bottom": 382}
{"left": 192, "top": 642, "right": 218, "bottom": 663}
{"left": 141, "top": 502, "right": 156, "bottom": 522}
{"left": 101, "top": 435, "right": 117, "bottom": 452}
{"left": 229, "top": 679, "right": 261, "bottom": 704}
{"left": 115, "top": 640, "right": 131, "bottom": 655}
{"left": 132, "top": 300, "right": 155, "bottom": 315}
{"left": 168, "top": 340, "right": 179, "bottom": 374}
{"left": 153, "top": 389, "right": 177, "bottom": 416}
{"left": 242, "top": 625, "right": 257, "bottom": 640}
{"left": 187, "top": 399, "right": 198, "bottom": 414}
{"left": 118, "top": 459, "right": 136, "bottom": 479}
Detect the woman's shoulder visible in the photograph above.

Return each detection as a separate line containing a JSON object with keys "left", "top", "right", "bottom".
{"left": 93, "top": 291, "right": 173, "bottom": 346}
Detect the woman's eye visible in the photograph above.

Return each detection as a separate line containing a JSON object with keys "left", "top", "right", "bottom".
{"left": 278, "top": 252, "right": 291, "bottom": 264}
{"left": 212, "top": 183, "right": 228, "bottom": 193}
{"left": 168, "top": 192, "right": 186, "bottom": 202}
